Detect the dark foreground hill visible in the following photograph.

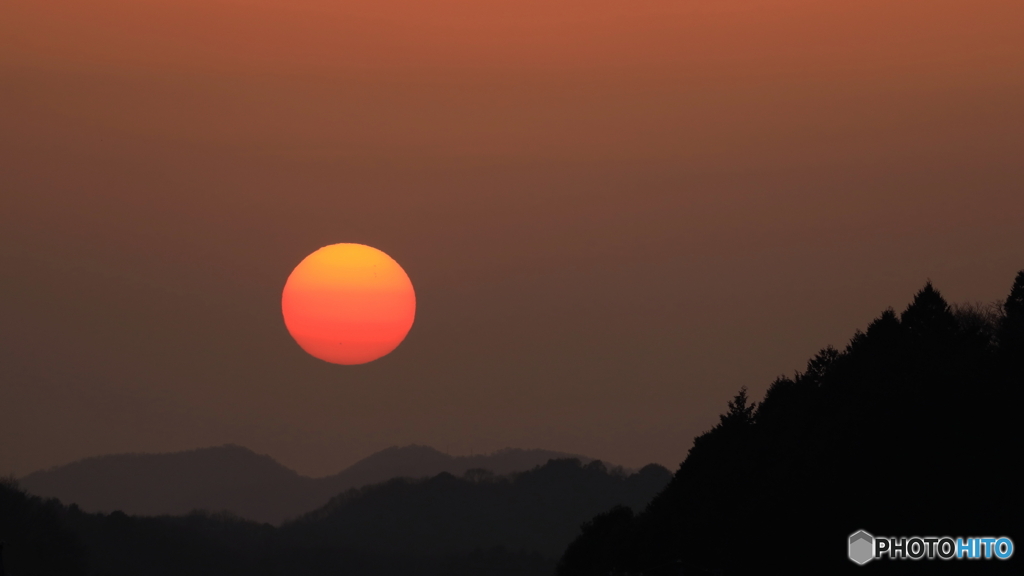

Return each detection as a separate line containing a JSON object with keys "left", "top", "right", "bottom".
{"left": 1, "top": 458, "right": 670, "bottom": 576}
{"left": 559, "top": 273, "right": 1024, "bottom": 575}
{"left": 284, "top": 459, "right": 671, "bottom": 558}
{"left": 19, "top": 444, "right": 591, "bottom": 524}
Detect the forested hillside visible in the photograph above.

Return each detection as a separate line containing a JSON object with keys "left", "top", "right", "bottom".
{"left": 559, "top": 273, "right": 1024, "bottom": 575}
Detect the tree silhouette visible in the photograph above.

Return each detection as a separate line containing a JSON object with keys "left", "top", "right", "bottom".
{"left": 999, "top": 270, "right": 1024, "bottom": 376}
{"left": 0, "top": 479, "right": 87, "bottom": 575}
{"left": 717, "top": 386, "right": 756, "bottom": 429}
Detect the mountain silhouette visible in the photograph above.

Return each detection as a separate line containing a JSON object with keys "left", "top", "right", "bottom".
{"left": 324, "top": 445, "right": 599, "bottom": 492}
{"left": 2, "top": 458, "right": 670, "bottom": 576}
{"left": 283, "top": 459, "right": 671, "bottom": 558}
{"left": 19, "top": 444, "right": 594, "bottom": 524}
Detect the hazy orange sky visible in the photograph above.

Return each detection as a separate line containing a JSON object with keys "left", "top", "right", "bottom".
{"left": 2, "top": 0, "right": 1022, "bottom": 477}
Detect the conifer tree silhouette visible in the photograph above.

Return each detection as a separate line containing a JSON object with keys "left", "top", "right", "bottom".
{"left": 999, "top": 271, "right": 1024, "bottom": 375}
{"left": 900, "top": 281, "right": 958, "bottom": 347}
{"left": 719, "top": 386, "right": 756, "bottom": 428}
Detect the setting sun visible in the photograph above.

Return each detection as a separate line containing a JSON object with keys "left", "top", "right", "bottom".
{"left": 281, "top": 244, "right": 416, "bottom": 365}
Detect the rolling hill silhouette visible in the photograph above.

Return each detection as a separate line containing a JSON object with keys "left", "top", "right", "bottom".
{"left": 283, "top": 459, "right": 671, "bottom": 558}
{"left": 19, "top": 444, "right": 594, "bottom": 524}
{"left": 2, "top": 458, "right": 671, "bottom": 576}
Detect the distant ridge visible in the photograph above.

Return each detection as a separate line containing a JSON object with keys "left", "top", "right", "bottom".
{"left": 19, "top": 444, "right": 596, "bottom": 524}
{"left": 328, "top": 444, "right": 599, "bottom": 489}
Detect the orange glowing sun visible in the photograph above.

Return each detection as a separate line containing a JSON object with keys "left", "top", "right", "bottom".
{"left": 281, "top": 244, "right": 416, "bottom": 365}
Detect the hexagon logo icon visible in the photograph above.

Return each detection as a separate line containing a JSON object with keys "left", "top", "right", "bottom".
{"left": 849, "top": 530, "right": 874, "bottom": 565}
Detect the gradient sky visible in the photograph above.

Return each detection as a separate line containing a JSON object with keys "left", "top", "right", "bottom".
{"left": 2, "top": 0, "right": 1022, "bottom": 477}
